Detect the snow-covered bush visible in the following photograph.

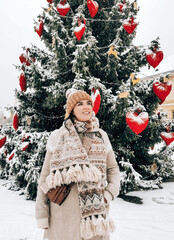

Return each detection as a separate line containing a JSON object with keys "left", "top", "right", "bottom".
{"left": 0, "top": 126, "right": 49, "bottom": 200}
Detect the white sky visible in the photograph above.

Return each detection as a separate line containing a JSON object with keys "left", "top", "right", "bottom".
{"left": 0, "top": 0, "right": 174, "bottom": 114}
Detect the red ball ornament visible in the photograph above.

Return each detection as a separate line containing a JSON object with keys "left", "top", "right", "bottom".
{"left": 91, "top": 89, "right": 101, "bottom": 115}
{"left": 160, "top": 132, "right": 174, "bottom": 146}
{"left": 153, "top": 80, "right": 172, "bottom": 104}
{"left": 123, "top": 17, "right": 137, "bottom": 34}
{"left": 87, "top": 0, "right": 99, "bottom": 18}
{"left": 0, "top": 135, "right": 6, "bottom": 148}
{"left": 13, "top": 113, "right": 19, "bottom": 131}
{"left": 19, "top": 73, "right": 26, "bottom": 92}
{"left": 19, "top": 54, "right": 30, "bottom": 66}
{"left": 47, "top": 0, "right": 53, "bottom": 3}
{"left": 74, "top": 19, "right": 86, "bottom": 41}
{"left": 126, "top": 112, "right": 149, "bottom": 135}
{"left": 57, "top": 0, "right": 70, "bottom": 16}
{"left": 36, "top": 20, "right": 43, "bottom": 37}
{"left": 146, "top": 49, "right": 163, "bottom": 68}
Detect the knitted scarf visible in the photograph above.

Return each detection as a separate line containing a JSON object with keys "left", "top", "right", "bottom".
{"left": 44, "top": 116, "right": 115, "bottom": 239}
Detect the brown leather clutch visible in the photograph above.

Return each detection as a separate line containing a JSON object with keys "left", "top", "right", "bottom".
{"left": 46, "top": 183, "right": 74, "bottom": 206}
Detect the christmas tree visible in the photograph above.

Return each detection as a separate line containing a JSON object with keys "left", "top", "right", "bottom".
{"left": 1, "top": 0, "right": 174, "bottom": 199}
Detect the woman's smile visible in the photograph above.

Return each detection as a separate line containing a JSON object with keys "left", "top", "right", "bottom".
{"left": 73, "top": 100, "right": 93, "bottom": 121}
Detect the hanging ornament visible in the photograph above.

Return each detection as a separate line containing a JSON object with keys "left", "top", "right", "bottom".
{"left": 47, "top": 0, "right": 53, "bottom": 3}
{"left": 13, "top": 112, "right": 19, "bottom": 131}
{"left": 35, "top": 20, "right": 43, "bottom": 37}
{"left": 57, "top": 0, "right": 70, "bottom": 16}
{"left": 22, "top": 133, "right": 30, "bottom": 142}
{"left": 119, "top": 91, "right": 129, "bottom": 99}
{"left": 4, "top": 149, "right": 7, "bottom": 156}
{"left": 160, "top": 132, "right": 174, "bottom": 146}
{"left": 19, "top": 73, "right": 26, "bottom": 92}
{"left": 151, "top": 163, "right": 158, "bottom": 172}
{"left": 91, "top": 88, "right": 101, "bottom": 115}
{"left": 10, "top": 110, "right": 13, "bottom": 120}
{"left": 19, "top": 54, "right": 30, "bottom": 66}
{"left": 108, "top": 46, "right": 118, "bottom": 58}
{"left": 134, "top": 1, "right": 138, "bottom": 10}
{"left": 52, "top": 36, "right": 56, "bottom": 48}
{"left": 26, "top": 116, "right": 31, "bottom": 126}
{"left": 117, "top": 1, "right": 126, "bottom": 12}
{"left": 153, "top": 80, "right": 172, "bottom": 104}
{"left": 47, "top": 4, "right": 53, "bottom": 12}
{"left": 0, "top": 135, "right": 6, "bottom": 148}
{"left": 19, "top": 49, "right": 35, "bottom": 66}
{"left": 130, "top": 73, "right": 140, "bottom": 85}
{"left": 146, "top": 48, "right": 163, "bottom": 68}
{"left": 166, "top": 124, "right": 170, "bottom": 133}
{"left": 74, "top": 18, "right": 86, "bottom": 41}
{"left": 87, "top": 0, "right": 99, "bottom": 18}
{"left": 123, "top": 17, "right": 137, "bottom": 34}
{"left": 126, "top": 112, "right": 149, "bottom": 135}
{"left": 9, "top": 150, "right": 15, "bottom": 161}
{"left": 21, "top": 142, "right": 29, "bottom": 151}
{"left": 26, "top": 48, "right": 36, "bottom": 63}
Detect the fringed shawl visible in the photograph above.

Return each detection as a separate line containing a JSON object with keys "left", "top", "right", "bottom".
{"left": 41, "top": 116, "right": 115, "bottom": 239}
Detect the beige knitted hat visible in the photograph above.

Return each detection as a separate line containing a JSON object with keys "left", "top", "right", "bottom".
{"left": 65, "top": 89, "right": 93, "bottom": 119}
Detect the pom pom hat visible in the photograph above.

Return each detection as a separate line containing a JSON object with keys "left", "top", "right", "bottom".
{"left": 65, "top": 88, "right": 93, "bottom": 119}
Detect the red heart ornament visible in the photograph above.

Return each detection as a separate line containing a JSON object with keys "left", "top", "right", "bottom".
{"left": 36, "top": 20, "right": 43, "bottom": 37}
{"left": 0, "top": 136, "right": 6, "bottom": 148}
{"left": 19, "top": 73, "right": 26, "bottom": 92}
{"left": 126, "top": 112, "right": 149, "bottom": 135}
{"left": 91, "top": 89, "right": 101, "bottom": 115}
{"left": 153, "top": 80, "right": 172, "bottom": 104}
{"left": 19, "top": 54, "right": 30, "bottom": 66}
{"left": 146, "top": 50, "right": 163, "bottom": 68}
{"left": 57, "top": 1, "right": 70, "bottom": 16}
{"left": 160, "top": 132, "right": 174, "bottom": 146}
{"left": 13, "top": 113, "right": 19, "bottom": 131}
{"left": 118, "top": 3, "right": 124, "bottom": 12}
{"left": 87, "top": 0, "right": 99, "bottom": 18}
{"left": 123, "top": 17, "right": 137, "bottom": 34}
{"left": 74, "top": 23, "right": 86, "bottom": 41}
{"left": 117, "top": 2, "right": 126, "bottom": 12}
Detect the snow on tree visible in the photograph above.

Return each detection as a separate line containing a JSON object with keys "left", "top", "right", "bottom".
{"left": 1, "top": 0, "right": 174, "bottom": 199}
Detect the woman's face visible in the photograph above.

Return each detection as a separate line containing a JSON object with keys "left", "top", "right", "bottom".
{"left": 73, "top": 100, "right": 93, "bottom": 121}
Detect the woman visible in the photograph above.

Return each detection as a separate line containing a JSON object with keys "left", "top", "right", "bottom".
{"left": 35, "top": 89, "right": 120, "bottom": 240}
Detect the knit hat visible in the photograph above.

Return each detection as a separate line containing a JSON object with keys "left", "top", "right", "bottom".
{"left": 65, "top": 88, "right": 93, "bottom": 119}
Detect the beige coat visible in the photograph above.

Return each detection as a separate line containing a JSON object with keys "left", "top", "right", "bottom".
{"left": 35, "top": 128, "right": 120, "bottom": 240}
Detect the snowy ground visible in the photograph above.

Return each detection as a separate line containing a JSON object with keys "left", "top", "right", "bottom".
{"left": 0, "top": 179, "right": 174, "bottom": 240}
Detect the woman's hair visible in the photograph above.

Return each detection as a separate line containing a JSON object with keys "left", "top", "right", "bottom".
{"left": 64, "top": 111, "right": 75, "bottom": 131}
